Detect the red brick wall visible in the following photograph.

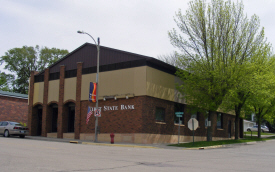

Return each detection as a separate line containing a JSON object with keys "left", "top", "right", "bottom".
{"left": 28, "top": 71, "right": 39, "bottom": 135}
{"left": 57, "top": 65, "right": 65, "bottom": 138}
{"left": 141, "top": 96, "right": 236, "bottom": 138}
{"left": 75, "top": 62, "right": 83, "bottom": 139}
{"left": 42, "top": 68, "right": 49, "bottom": 137}
{"left": 80, "top": 97, "right": 143, "bottom": 134}
{"left": 78, "top": 96, "right": 237, "bottom": 138}
{"left": 0, "top": 95, "right": 28, "bottom": 124}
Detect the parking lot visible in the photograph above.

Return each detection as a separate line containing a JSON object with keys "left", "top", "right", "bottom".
{"left": 0, "top": 136, "right": 274, "bottom": 172}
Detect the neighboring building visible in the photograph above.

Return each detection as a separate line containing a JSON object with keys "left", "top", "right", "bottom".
{"left": 28, "top": 43, "right": 243, "bottom": 144}
{"left": 0, "top": 90, "right": 28, "bottom": 124}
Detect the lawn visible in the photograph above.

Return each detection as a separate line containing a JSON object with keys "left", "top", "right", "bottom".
{"left": 244, "top": 131, "right": 275, "bottom": 135}
{"left": 169, "top": 136, "right": 273, "bottom": 148}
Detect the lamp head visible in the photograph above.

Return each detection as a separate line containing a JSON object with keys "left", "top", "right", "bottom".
{"left": 77, "top": 30, "right": 84, "bottom": 34}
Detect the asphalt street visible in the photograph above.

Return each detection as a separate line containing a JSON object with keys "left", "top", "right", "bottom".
{"left": 0, "top": 136, "right": 274, "bottom": 172}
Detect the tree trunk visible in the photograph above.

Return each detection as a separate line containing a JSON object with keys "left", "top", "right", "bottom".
{"left": 207, "top": 111, "right": 214, "bottom": 141}
{"left": 257, "top": 115, "right": 261, "bottom": 138}
{"left": 235, "top": 115, "right": 239, "bottom": 140}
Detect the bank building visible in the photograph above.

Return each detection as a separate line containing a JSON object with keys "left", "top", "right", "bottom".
{"left": 28, "top": 43, "right": 243, "bottom": 144}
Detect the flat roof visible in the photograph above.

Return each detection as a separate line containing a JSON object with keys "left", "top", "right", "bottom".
{"left": 0, "top": 90, "right": 28, "bottom": 99}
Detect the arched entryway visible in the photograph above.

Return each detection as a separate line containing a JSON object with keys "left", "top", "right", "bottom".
{"left": 64, "top": 102, "right": 75, "bottom": 133}
{"left": 48, "top": 103, "right": 58, "bottom": 133}
{"left": 32, "top": 104, "right": 43, "bottom": 136}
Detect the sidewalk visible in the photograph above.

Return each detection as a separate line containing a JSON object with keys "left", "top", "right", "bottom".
{"left": 25, "top": 135, "right": 275, "bottom": 150}
{"left": 25, "top": 136, "right": 177, "bottom": 149}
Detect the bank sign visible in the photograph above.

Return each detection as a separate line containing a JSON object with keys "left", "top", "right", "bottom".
{"left": 89, "top": 104, "right": 135, "bottom": 112}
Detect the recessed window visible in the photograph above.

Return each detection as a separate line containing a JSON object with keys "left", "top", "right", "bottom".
{"left": 191, "top": 113, "right": 197, "bottom": 119}
{"left": 174, "top": 114, "right": 184, "bottom": 125}
{"left": 217, "top": 113, "right": 223, "bottom": 129}
{"left": 155, "top": 107, "right": 165, "bottom": 122}
{"left": 205, "top": 117, "right": 208, "bottom": 127}
{"left": 174, "top": 103, "right": 184, "bottom": 125}
{"left": 191, "top": 112, "right": 200, "bottom": 121}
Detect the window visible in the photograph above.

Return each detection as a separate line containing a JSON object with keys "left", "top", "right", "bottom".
{"left": 49, "top": 72, "right": 60, "bottom": 80}
{"left": 191, "top": 112, "right": 199, "bottom": 121}
{"left": 217, "top": 113, "right": 223, "bottom": 129}
{"left": 174, "top": 103, "right": 184, "bottom": 125}
{"left": 34, "top": 75, "right": 44, "bottom": 82}
{"left": 205, "top": 111, "right": 209, "bottom": 127}
{"left": 191, "top": 113, "right": 197, "bottom": 119}
{"left": 174, "top": 114, "right": 184, "bottom": 125}
{"left": 155, "top": 107, "right": 165, "bottom": 122}
{"left": 205, "top": 117, "right": 208, "bottom": 127}
{"left": 65, "top": 69, "right": 77, "bottom": 78}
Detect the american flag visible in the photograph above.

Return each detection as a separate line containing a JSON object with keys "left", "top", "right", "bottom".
{"left": 86, "top": 106, "right": 93, "bottom": 124}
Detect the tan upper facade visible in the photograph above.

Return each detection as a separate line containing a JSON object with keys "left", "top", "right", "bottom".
{"left": 32, "top": 66, "right": 184, "bottom": 105}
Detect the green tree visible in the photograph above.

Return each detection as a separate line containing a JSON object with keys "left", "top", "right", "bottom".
{"left": 0, "top": 45, "right": 69, "bottom": 94}
{"left": 245, "top": 56, "right": 275, "bottom": 138}
{"left": 169, "top": 0, "right": 266, "bottom": 141}
{"left": 221, "top": 43, "right": 273, "bottom": 139}
{"left": 157, "top": 51, "right": 179, "bottom": 67}
{"left": 0, "top": 71, "right": 14, "bottom": 92}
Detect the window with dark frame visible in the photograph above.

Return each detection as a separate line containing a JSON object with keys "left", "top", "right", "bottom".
{"left": 205, "top": 117, "right": 208, "bottom": 127}
{"left": 174, "top": 103, "right": 184, "bottom": 125}
{"left": 205, "top": 111, "right": 209, "bottom": 127}
{"left": 191, "top": 113, "right": 197, "bottom": 119}
{"left": 174, "top": 114, "right": 184, "bottom": 125}
{"left": 191, "top": 112, "right": 199, "bottom": 121}
{"left": 155, "top": 107, "right": 165, "bottom": 122}
{"left": 217, "top": 113, "right": 223, "bottom": 129}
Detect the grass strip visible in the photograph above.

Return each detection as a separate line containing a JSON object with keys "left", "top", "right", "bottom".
{"left": 169, "top": 136, "right": 273, "bottom": 148}
{"left": 244, "top": 131, "right": 274, "bottom": 135}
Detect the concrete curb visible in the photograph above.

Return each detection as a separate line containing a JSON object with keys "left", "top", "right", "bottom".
{"left": 81, "top": 142, "right": 159, "bottom": 149}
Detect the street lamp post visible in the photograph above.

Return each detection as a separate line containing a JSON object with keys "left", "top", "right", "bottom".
{"left": 77, "top": 30, "right": 100, "bottom": 142}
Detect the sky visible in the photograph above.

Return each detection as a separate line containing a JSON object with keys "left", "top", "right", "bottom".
{"left": 1, "top": 0, "right": 275, "bottom": 72}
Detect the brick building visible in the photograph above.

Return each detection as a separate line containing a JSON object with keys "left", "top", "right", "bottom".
{"left": 0, "top": 91, "right": 28, "bottom": 124}
{"left": 28, "top": 43, "right": 243, "bottom": 144}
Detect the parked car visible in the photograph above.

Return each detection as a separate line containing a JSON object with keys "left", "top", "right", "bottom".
{"left": 247, "top": 125, "right": 269, "bottom": 133}
{"left": 0, "top": 121, "right": 29, "bottom": 138}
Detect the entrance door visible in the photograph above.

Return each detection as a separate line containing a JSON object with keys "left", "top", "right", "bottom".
{"left": 37, "top": 108, "right": 42, "bottom": 136}
{"left": 52, "top": 107, "right": 58, "bottom": 132}
{"left": 228, "top": 120, "right": 231, "bottom": 138}
{"left": 68, "top": 106, "right": 75, "bottom": 133}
